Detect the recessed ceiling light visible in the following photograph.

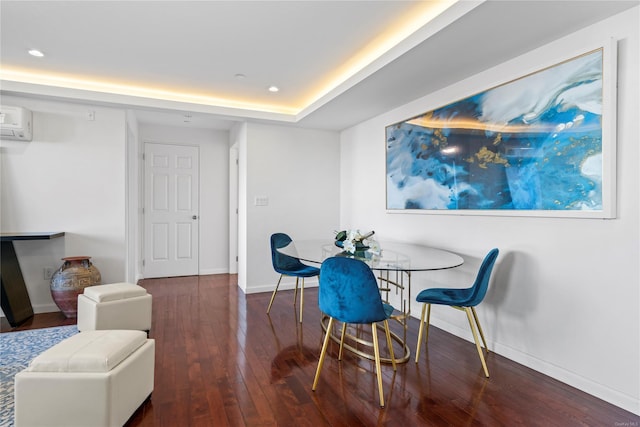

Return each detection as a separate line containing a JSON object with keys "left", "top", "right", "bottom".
{"left": 268, "top": 86, "right": 279, "bottom": 93}
{"left": 28, "top": 49, "right": 44, "bottom": 57}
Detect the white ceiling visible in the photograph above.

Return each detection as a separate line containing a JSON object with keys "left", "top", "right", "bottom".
{"left": 1, "top": 1, "right": 637, "bottom": 131}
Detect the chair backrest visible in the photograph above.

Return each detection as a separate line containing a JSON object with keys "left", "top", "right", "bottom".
{"left": 466, "top": 248, "right": 499, "bottom": 306}
{"left": 318, "top": 257, "right": 388, "bottom": 324}
{"left": 270, "top": 233, "right": 304, "bottom": 273}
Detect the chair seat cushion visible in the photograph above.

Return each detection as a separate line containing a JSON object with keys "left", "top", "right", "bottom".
{"left": 83, "top": 282, "right": 148, "bottom": 303}
{"left": 27, "top": 330, "right": 147, "bottom": 373}
{"left": 416, "top": 287, "right": 473, "bottom": 305}
{"left": 277, "top": 264, "right": 320, "bottom": 278}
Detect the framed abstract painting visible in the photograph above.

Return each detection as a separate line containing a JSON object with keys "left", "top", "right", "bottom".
{"left": 385, "top": 40, "right": 617, "bottom": 218}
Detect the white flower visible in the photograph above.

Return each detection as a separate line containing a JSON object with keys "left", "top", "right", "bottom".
{"left": 343, "top": 239, "right": 356, "bottom": 253}
{"left": 346, "top": 229, "right": 361, "bottom": 243}
{"left": 335, "top": 229, "right": 377, "bottom": 254}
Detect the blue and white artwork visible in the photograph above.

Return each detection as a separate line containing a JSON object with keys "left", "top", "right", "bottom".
{"left": 386, "top": 49, "right": 606, "bottom": 212}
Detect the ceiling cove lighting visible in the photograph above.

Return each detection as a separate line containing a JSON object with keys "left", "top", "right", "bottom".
{"left": 302, "top": 0, "right": 457, "bottom": 107}
{"left": 0, "top": 69, "right": 299, "bottom": 115}
{"left": 3, "top": 0, "right": 455, "bottom": 115}
{"left": 28, "top": 49, "right": 44, "bottom": 57}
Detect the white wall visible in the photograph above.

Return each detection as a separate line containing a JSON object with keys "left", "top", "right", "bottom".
{"left": 233, "top": 122, "right": 248, "bottom": 291}
{"left": 0, "top": 100, "right": 231, "bottom": 315}
{"left": 239, "top": 123, "right": 340, "bottom": 293}
{"left": 339, "top": 8, "right": 639, "bottom": 414}
{"left": 1, "top": 95, "right": 127, "bottom": 314}
{"left": 138, "top": 124, "right": 230, "bottom": 275}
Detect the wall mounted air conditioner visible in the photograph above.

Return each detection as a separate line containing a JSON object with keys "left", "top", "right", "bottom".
{"left": 0, "top": 106, "right": 33, "bottom": 141}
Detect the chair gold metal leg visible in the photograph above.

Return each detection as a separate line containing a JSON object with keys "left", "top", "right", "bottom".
{"left": 371, "top": 323, "right": 385, "bottom": 407}
{"left": 266, "top": 274, "right": 283, "bottom": 314}
{"left": 299, "top": 278, "right": 304, "bottom": 323}
{"left": 383, "top": 320, "right": 396, "bottom": 371}
{"left": 426, "top": 303, "right": 431, "bottom": 343}
{"left": 313, "top": 317, "right": 335, "bottom": 391}
{"left": 465, "top": 307, "right": 489, "bottom": 377}
{"left": 293, "top": 277, "right": 299, "bottom": 306}
{"left": 338, "top": 322, "right": 347, "bottom": 361}
{"left": 471, "top": 307, "right": 488, "bottom": 352}
{"left": 415, "top": 303, "right": 427, "bottom": 362}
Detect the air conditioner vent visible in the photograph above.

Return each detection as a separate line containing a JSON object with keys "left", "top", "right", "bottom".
{"left": 0, "top": 106, "right": 33, "bottom": 141}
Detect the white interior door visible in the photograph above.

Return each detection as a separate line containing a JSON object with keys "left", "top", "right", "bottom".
{"left": 144, "top": 143, "right": 199, "bottom": 278}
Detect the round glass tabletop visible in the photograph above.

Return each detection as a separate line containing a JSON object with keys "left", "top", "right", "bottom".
{"left": 277, "top": 239, "right": 463, "bottom": 272}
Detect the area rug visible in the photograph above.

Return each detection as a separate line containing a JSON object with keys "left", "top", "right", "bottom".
{"left": 0, "top": 325, "right": 78, "bottom": 427}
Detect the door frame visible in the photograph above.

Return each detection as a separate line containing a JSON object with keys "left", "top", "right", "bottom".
{"left": 142, "top": 141, "right": 200, "bottom": 278}
{"left": 229, "top": 145, "right": 238, "bottom": 274}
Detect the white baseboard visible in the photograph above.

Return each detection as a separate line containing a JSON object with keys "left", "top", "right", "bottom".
{"left": 199, "top": 268, "right": 229, "bottom": 275}
{"left": 0, "top": 303, "right": 61, "bottom": 319}
{"left": 33, "top": 303, "right": 60, "bottom": 314}
{"left": 135, "top": 269, "right": 230, "bottom": 282}
{"left": 429, "top": 317, "right": 640, "bottom": 416}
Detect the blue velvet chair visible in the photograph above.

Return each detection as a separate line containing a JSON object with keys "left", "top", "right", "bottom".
{"left": 312, "top": 256, "right": 396, "bottom": 407}
{"left": 267, "top": 233, "right": 320, "bottom": 323}
{"left": 415, "top": 248, "right": 499, "bottom": 378}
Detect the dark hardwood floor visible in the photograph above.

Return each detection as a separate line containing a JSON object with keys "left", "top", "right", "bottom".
{"left": 3, "top": 274, "right": 638, "bottom": 426}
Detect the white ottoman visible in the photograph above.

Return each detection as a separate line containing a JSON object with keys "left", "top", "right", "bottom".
{"left": 14, "top": 330, "right": 155, "bottom": 427}
{"left": 77, "top": 283, "right": 152, "bottom": 332}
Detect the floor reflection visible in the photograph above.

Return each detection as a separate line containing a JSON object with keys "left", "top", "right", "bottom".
{"left": 268, "top": 306, "right": 317, "bottom": 383}
{"left": 415, "top": 353, "right": 489, "bottom": 425}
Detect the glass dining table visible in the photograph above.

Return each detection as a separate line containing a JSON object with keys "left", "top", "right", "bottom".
{"left": 277, "top": 239, "right": 464, "bottom": 363}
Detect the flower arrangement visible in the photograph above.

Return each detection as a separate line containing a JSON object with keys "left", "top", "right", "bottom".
{"left": 334, "top": 229, "right": 379, "bottom": 254}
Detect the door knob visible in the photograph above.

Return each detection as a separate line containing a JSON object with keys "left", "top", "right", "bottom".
{"left": 192, "top": 215, "right": 198, "bottom": 220}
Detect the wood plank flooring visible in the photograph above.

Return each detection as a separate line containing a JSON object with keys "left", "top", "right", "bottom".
{"left": 2, "top": 274, "right": 638, "bottom": 426}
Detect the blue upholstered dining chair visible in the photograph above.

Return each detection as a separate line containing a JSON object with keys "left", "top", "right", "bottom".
{"left": 415, "top": 248, "right": 499, "bottom": 378}
{"left": 267, "top": 233, "right": 320, "bottom": 323}
{"left": 312, "top": 256, "right": 397, "bottom": 408}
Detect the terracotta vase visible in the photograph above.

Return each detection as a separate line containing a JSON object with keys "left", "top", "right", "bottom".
{"left": 50, "top": 256, "right": 102, "bottom": 318}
